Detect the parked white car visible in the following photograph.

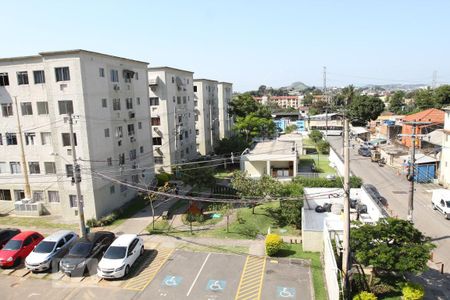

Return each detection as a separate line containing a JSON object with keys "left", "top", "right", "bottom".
{"left": 25, "top": 230, "right": 78, "bottom": 272}
{"left": 97, "top": 234, "right": 144, "bottom": 279}
{"left": 432, "top": 189, "right": 450, "bottom": 219}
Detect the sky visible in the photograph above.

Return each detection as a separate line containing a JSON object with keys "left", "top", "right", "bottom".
{"left": 2, "top": 0, "right": 450, "bottom": 91}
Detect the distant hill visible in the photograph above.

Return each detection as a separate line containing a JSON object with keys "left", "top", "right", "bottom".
{"left": 360, "top": 83, "right": 427, "bottom": 91}
{"left": 282, "top": 81, "right": 310, "bottom": 92}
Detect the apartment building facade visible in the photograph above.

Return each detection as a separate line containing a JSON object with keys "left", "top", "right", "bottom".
{"left": 0, "top": 50, "right": 154, "bottom": 221}
{"left": 194, "top": 79, "right": 218, "bottom": 155}
{"left": 439, "top": 106, "right": 450, "bottom": 188}
{"left": 148, "top": 67, "right": 197, "bottom": 173}
{"left": 217, "top": 82, "right": 233, "bottom": 139}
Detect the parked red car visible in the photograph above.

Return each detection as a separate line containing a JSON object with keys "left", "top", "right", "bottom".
{"left": 0, "top": 231, "right": 44, "bottom": 268}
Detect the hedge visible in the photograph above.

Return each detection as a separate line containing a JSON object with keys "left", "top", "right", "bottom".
{"left": 353, "top": 291, "right": 377, "bottom": 300}
{"left": 265, "top": 233, "right": 283, "bottom": 256}
{"left": 402, "top": 282, "right": 424, "bottom": 300}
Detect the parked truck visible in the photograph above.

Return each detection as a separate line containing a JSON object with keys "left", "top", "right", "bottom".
{"left": 431, "top": 189, "right": 450, "bottom": 220}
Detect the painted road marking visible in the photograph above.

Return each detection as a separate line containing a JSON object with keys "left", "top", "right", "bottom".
{"left": 235, "top": 256, "right": 266, "bottom": 300}
{"left": 277, "top": 286, "right": 296, "bottom": 298}
{"left": 207, "top": 279, "right": 226, "bottom": 291}
{"left": 124, "top": 247, "right": 173, "bottom": 291}
{"left": 186, "top": 252, "right": 211, "bottom": 296}
{"left": 163, "top": 275, "right": 183, "bottom": 287}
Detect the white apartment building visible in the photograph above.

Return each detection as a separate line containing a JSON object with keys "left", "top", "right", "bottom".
{"left": 439, "top": 106, "right": 450, "bottom": 187}
{"left": 0, "top": 50, "right": 154, "bottom": 221}
{"left": 148, "top": 67, "right": 197, "bottom": 173}
{"left": 217, "top": 82, "right": 233, "bottom": 139}
{"left": 194, "top": 79, "right": 219, "bottom": 155}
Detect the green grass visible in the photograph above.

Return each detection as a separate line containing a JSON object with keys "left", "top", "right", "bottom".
{"left": 0, "top": 216, "right": 77, "bottom": 230}
{"left": 302, "top": 138, "right": 316, "bottom": 147}
{"left": 147, "top": 219, "right": 171, "bottom": 234}
{"left": 274, "top": 243, "right": 327, "bottom": 300}
{"left": 299, "top": 154, "right": 336, "bottom": 175}
{"left": 182, "top": 213, "right": 224, "bottom": 226}
{"left": 214, "top": 170, "right": 237, "bottom": 179}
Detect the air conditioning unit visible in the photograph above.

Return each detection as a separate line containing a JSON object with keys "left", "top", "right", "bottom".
{"left": 129, "top": 111, "right": 135, "bottom": 119}
{"left": 130, "top": 137, "right": 136, "bottom": 142}
{"left": 132, "top": 163, "right": 137, "bottom": 169}
{"left": 113, "top": 84, "right": 120, "bottom": 91}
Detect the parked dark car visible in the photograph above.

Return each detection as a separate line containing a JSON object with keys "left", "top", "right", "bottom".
{"left": 358, "top": 147, "right": 371, "bottom": 157}
{"left": 0, "top": 229, "right": 21, "bottom": 249}
{"left": 363, "top": 184, "right": 388, "bottom": 206}
{"left": 60, "top": 231, "right": 115, "bottom": 276}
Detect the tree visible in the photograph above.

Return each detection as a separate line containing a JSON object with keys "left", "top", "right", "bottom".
{"left": 433, "top": 85, "right": 450, "bottom": 108}
{"left": 414, "top": 89, "right": 434, "bottom": 110}
{"left": 178, "top": 163, "right": 216, "bottom": 187}
{"left": 228, "top": 93, "right": 259, "bottom": 118}
{"left": 303, "top": 94, "right": 314, "bottom": 106}
{"left": 316, "top": 140, "right": 330, "bottom": 154}
{"left": 310, "top": 100, "right": 328, "bottom": 114}
{"left": 233, "top": 113, "right": 276, "bottom": 142}
{"left": 348, "top": 95, "right": 385, "bottom": 126}
{"left": 388, "top": 91, "right": 405, "bottom": 114}
{"left": 214, "top": 136, "right": 249, "bottom": 155}
{"left": 350, "top": 218, "right": 435, "bottom": 275}
{"left": 309, "top": 129, "right": 323, "bottom": 143}
{"left": 284, "top": 124, "right": 298, "bottom": 134}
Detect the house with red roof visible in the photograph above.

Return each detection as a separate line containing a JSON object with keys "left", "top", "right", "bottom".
{"left": 401, "top": 108, "right": 445, "bottom": 148}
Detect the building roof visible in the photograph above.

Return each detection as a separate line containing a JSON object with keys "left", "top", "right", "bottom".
{"left": 351, "top": 127, "right": 369, "bottom": 135}
{"left": 0, "top": 49, "right": 149, "bottom": 64}
{"left": 218, "top": 82, "right": 233, "bottom": 85}
{"left": 148, "top": 66, "right": 194, "bottom": 74}
{"left": 424, "top": 129, "right": 444, "bottom": 146}
{"left": 193, "top": 78, "right": 218, "bottom": 83}
{"left": 244, "top": 140, "right": 297, "bottom": 161}
{"left": 403, "top": 108, "right": 445, "bottom": 123}
{"left": 399, "top": 153, "right": 438, "bottom": 164}
{"left": 308, "top": 112, "right": 340, "bottom": 120}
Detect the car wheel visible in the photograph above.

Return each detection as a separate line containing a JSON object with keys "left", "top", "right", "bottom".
{"left": 432, "top": 203, "right": 436, "bottom": 210}
{"left": 13, "top": 258, "right": 21, "bottom": 268}
{"left": 140, "top": 246, "right": 144, "bottom": 256}
{"left": 124, "top": 265, "right": 130, "bottom": 277}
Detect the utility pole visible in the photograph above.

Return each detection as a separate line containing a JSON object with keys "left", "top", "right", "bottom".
{"left": 14, "top": 96, "right": 31, "bottom": 200}
{"left": 323, "top": 66, "right": 327, "bottom": 103}
{"left": 68, "top": 113, "right": 86, "bottom": 238}
{"left": 325, "top": 108, "right": 328, "bottom": 138}
{"left": 342, "top": 116, "right": 351, "bottom": 298}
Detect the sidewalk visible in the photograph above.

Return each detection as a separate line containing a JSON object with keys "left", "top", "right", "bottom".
{"left": 112, "top": 184, "right": 192, "bottom": 235}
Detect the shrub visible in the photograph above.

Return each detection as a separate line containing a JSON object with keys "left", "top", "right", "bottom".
{"left": 237, "top": 223, "right": 259, "bottom": 238}
{"left": 352, "top": 291, "right": 377, "bottom": 300}
{"left": 402, "top": 282, "right": 424, "bottom": 300}
{"left": 156, "top": 172, "right": 171, "bottom": 186}
{"left": 309, "top": 130, "right": 323, "bottom": 143}
{"left": 86, "top": 218, "right": 99, "bottom": 227}
{"left": 316, "top": 140, "right": 330, "bottom": 154}
{"left": 265, "top": 233, "right": 283, "bottom": 256}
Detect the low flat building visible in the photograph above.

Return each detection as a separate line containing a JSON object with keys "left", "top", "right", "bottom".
{"left": 240, "top": 140, "right": 298, "bottom": 179}
{"left": 401, "top": 108, "right": 444, "bottom": 148}
{"left": 308, "top": 112, "right": 343, "bottom": 136}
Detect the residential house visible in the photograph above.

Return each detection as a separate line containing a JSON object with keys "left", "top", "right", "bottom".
{"left": 401, "top": 108, "right": 444, "bottom": 148}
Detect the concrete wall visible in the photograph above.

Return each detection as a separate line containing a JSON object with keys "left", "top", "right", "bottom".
{"left": 329, "top": 146, "right": 344, "bottom": 176}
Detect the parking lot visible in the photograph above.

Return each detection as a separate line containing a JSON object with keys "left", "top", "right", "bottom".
{"left": 0, "top": 244, "right": 313, "bottom": 300}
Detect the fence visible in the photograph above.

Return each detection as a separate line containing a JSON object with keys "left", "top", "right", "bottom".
{"left": 323, "top": 225, "right": 341, "bottom": 300}
{"left": 328, "top": 146, "right": 345, "bottom": 176}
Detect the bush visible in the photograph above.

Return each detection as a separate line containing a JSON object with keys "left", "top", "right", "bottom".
{"left": 402, "top": 282, "right": 424, "bottom": 300}
{"left": 265, "top": 233, "right": 283, "bottom": 256}
{"left": 353, "top": 291, "right": 377, "bottom": 300}
{"left": 237, "top": 223, "right": 259, "bottom": 238}
{"left": 309, "top": 130, "right": 323, "bottom": 143}
{"left": 316, "top": 140, "right": 330, "bottom": 154}
{"left": 156, "top": 172, "right": 171, "bottom": 186}
{"left": 86, "top": 218, "right": 99, "bottom": 227}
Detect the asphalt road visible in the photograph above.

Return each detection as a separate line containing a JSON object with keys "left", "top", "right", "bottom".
{"left": 327, "top": 136, "right": 450, "bottom": 273}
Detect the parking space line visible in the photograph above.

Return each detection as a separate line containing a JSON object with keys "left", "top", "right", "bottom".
{"left": 186, "top": 252, "right": 211, "bottom": 296}
{"left": 235, "top": 256, "right": 266, "bottom": 300}
{"left": 124, "top": 247, "right": 174, "bottom": 291}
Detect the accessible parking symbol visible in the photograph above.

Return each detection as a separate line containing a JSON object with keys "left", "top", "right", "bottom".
{"left": 163, "top": 275, "right": 183, "bottom": 287}
{"left": 206, "top": 279, "right": 226, "bottom": 292}
{"left": 277, "top": 286, "right": 296, "bottom": 298}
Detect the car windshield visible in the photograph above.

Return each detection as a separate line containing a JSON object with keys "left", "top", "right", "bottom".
{"left": 34, "top": 241, "right": 56, "bottom": 253}
{"left": 446, "top": 201, "right": 450, "bottom": 208}
{"left": 103, "top": 246, "right": 126, "bottom": 259}
{"left": 68, "top": 242, "right": 92, "bottom": 257}
{"left": 3, "top": 239, "right": 22, "bottom": 251}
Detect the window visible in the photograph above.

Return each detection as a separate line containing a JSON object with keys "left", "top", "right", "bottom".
{"left": 129, "top": 149, "right": 136, "bottom": 160}
{"left": 152, "top": 137, "right": 162, "bottom": 145}
{"left": 55, "top": 67, "right": 70, "bottom": 82}
{"left": 126, "top": 98, "right": 133, "bottom": 109}
{"left": 104, "top": 128, "right": 110, "bottom": 138}
{"left": 140, "top": 146, "right": 144, "bottom": 153}
{"left": 127, "top": 124, "right": 135, "bottom": 136}
{"left": 37, "top": 102, "right": 49, "bottom": 115}
{"left": 99, "top": 68, "right": 105, "bottom": 77}
{"left": 66, "top": 164, "right": 74, "bottom": 177}
{"left": 101, "top": 98, "right": 107, "bottom": 108}
{"left": 33, "top": 70, "right": 45, "bottom": 84}
{"left": 17, "top": 71, "right": 29, "bottom": 85}
{"left": 113, "top": 99, "right": 121, "bottom": 111}
{"left": 48, "top": 191, "right": 60, "bottom": 203}
{"left": 110, "top": 185, "right": 115, "bottom": 194}
{"left": 177, "top": 96, "right": 181, "bottom": 104}
{"left": 14, "top": 190, "right": 25, "bottom": 201}
{"left": 62, "top": 133, "right": 77, "bottom": 146}
{"left": 115, "top": 126, "right": 123, "bottom": 138}
{"left": 195, "top": 114, "right": 199, "bottom": 121}
{"left": 183, "top": 96, "right": 186, "bottom": 104}
{"left": 21, "top": 102, "right": 33, "bottom": 115}
{"left": 154, "top": 156, "right": 163, "bottom": 164}
{"left": 196, "top": 129, "right": 199, "bottom": 136}
{"left": 44, "top": 162, "right": 56, "bottom": 174}
{"left": 25, "top": 132, "right": 36, "bottom": 145}
{"left": 135, "top": 72, "right": 139, "bottom": 80}
{"left": 33, "top": 191, "right": 43, "bottom": 202}
{"left": 58, "top": 100, "right": 73, "bottom": 114}
{"left": 178, "top": 115, "right": 182, "bottom": 123}
{"left": 0, "top": 189, "right": 12, "bottom": 201}
{"left": 173, "top": 96, "right": 176, "bottom": 103}
{"left": 28, "top": 162, "right": 40, "bottom": 174}
{"left": 151, "top": 117, "right": 161, "bottom": 126}
{"left": 137, "top": 97, "right": 141, "bottom": 105}
{"left": 0, "top": 133, "right": 2, "bottom": 145}
{"left": 6, "top": 133, "right": 17, "bottom": 145}
{"left": 1, "top": 103, "right": 13, "bottom": 117}
{"left": 119, "top": 153, "right": 125, "bottom": 165}
{"left": 194, "top": 86, "right": 197, "bottom": 92}
{"left": 41, "top": 132, "right": 52, "bottom": 145}
{"left": 184, "top": 131, "right": 188, "bottom": 138}
{"left": 0, "top": 162, "right": 6, "bottom": 173}
{"left": 110, "top": 69, "right": 119, "bottom": 82}
{"left": 149, "top": 97, "right": 159, "bottom": 106}
{"left": 10, "top": 162, "right": 21, "bottom": 174}
{"left": 69, "top": 195, "right": 77, "bottom": 208}
{"left": 138, "top": 122, "right": 142, "bottom": 129}
{"left": 0, "top": 73, "right": 9, "bottom": 86}
{"left": 172, "top": 76, "right": 175, "bottom": 83}
{"left": 107, "top": 157, "right": 112, "bottom": 166}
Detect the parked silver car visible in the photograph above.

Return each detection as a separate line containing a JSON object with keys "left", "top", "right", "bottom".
{"left": 25, "top": 230, "right": 78, "bottom": 272}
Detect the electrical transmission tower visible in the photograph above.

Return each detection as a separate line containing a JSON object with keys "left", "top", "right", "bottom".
{"left": 323, "top": 66, "right": 327, "bottom": 103}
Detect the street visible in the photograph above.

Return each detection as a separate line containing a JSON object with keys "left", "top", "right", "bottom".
{"left": 327, "top": 136, "right": 450, "bottom": 297}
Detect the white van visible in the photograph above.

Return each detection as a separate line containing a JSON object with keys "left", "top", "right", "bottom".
{"left": 431, "top": 189, "right": 450, "bottom": 219}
